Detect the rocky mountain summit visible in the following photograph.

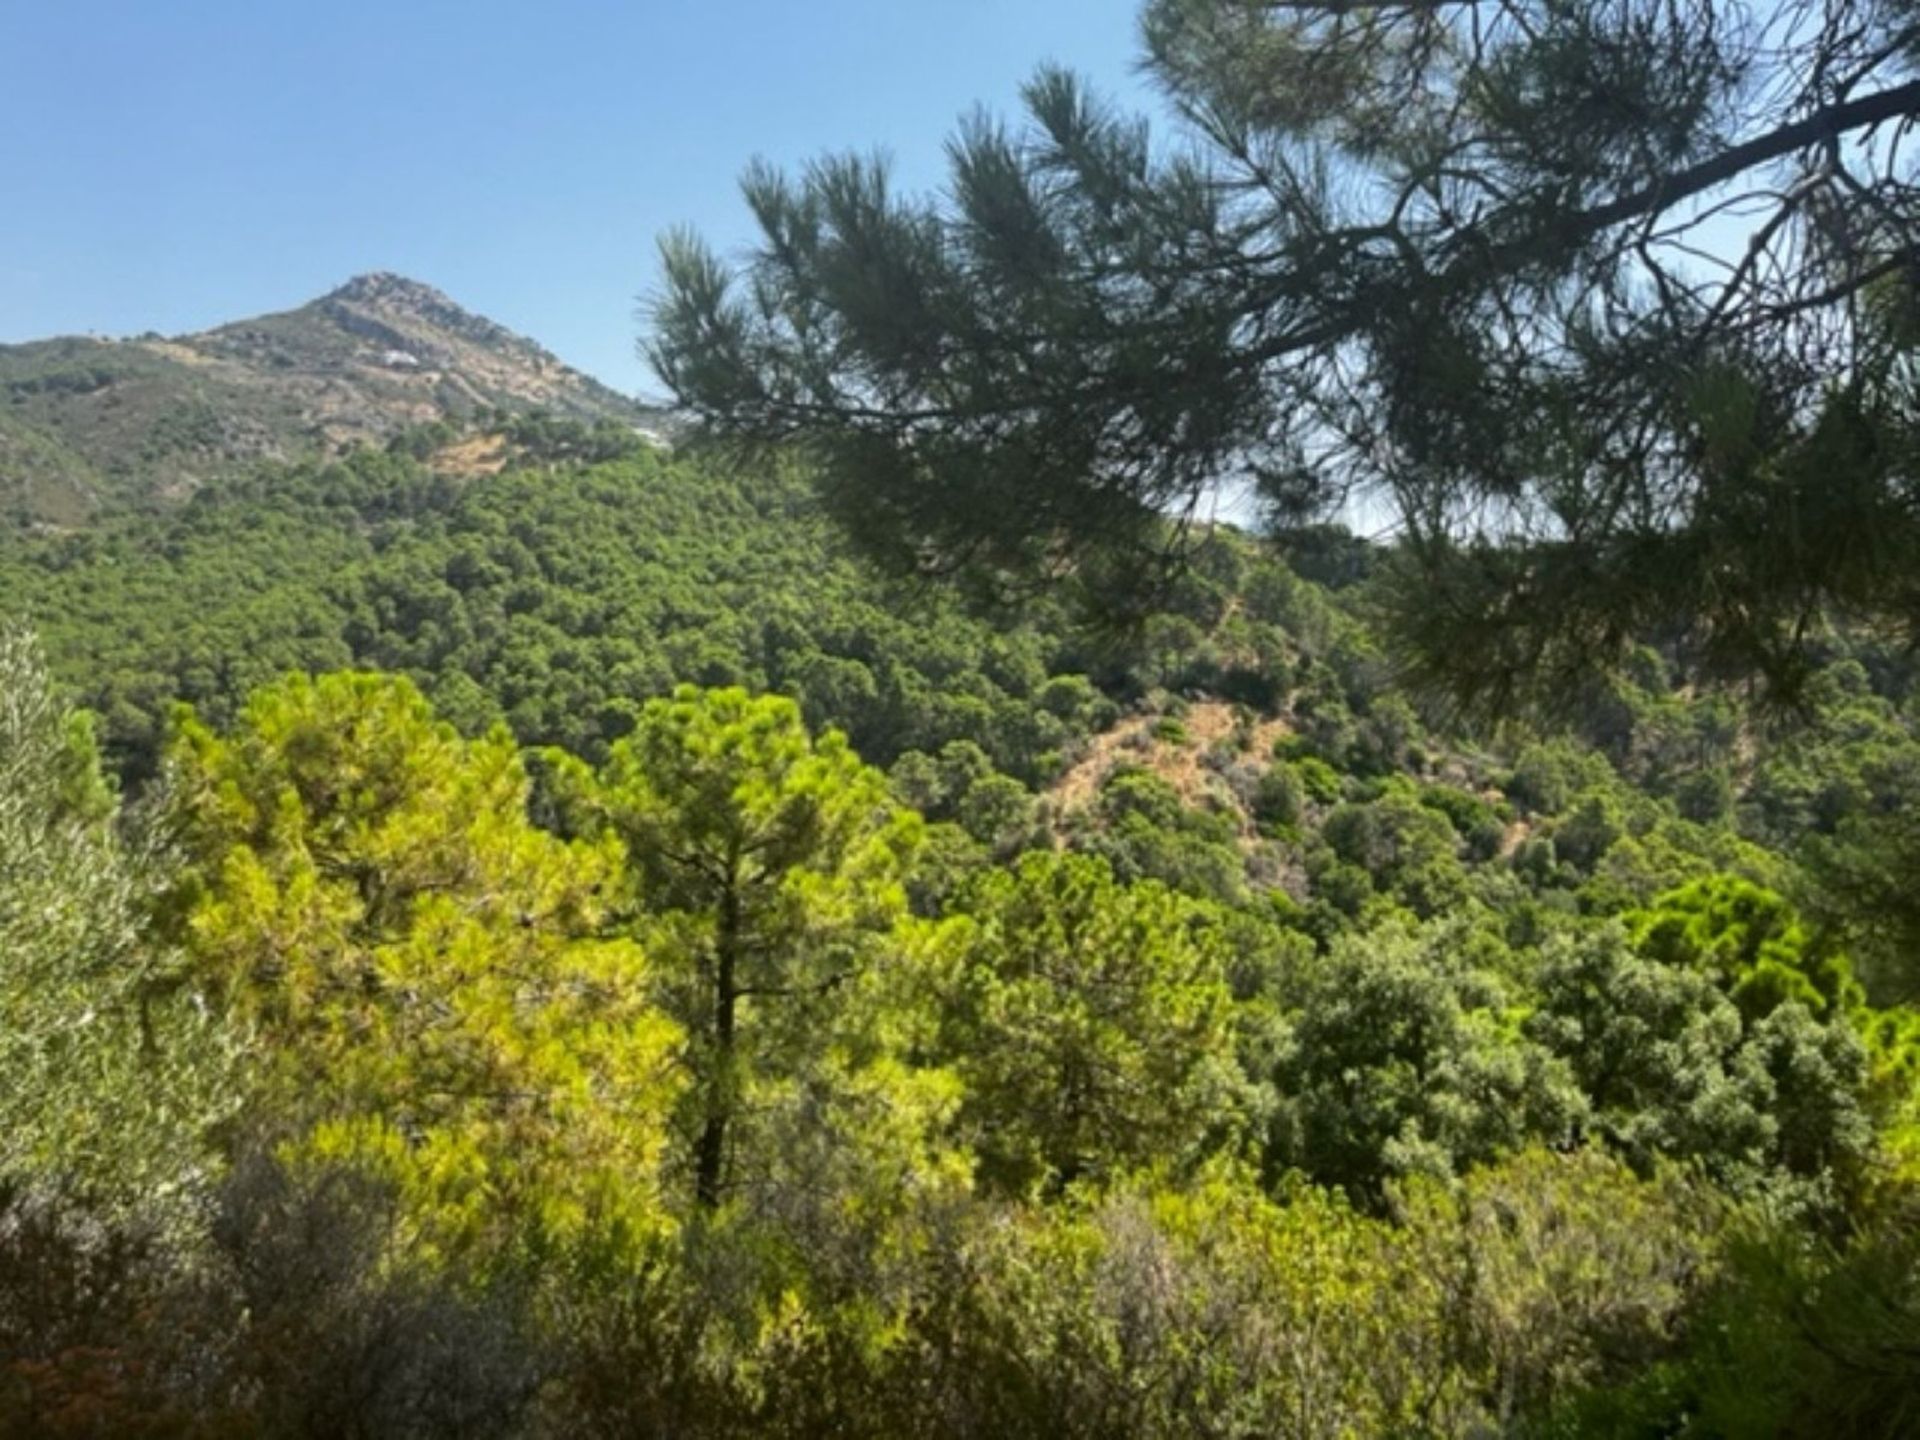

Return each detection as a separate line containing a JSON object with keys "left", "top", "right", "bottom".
{"left": 0, "top": 274, "right": 665, "bottom": 526}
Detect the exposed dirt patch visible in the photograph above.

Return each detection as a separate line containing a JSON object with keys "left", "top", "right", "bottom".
{"left": 1497, "top": 819, "right": 1533, "bottom": 858}
{"left": 433, "top": 432, "right": 510, "bottom": 477}
{"left": 1048, "top": 700, "right": 1292, "bottom": 825}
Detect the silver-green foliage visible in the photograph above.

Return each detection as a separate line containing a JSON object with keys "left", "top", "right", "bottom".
{"left": 0, "top": 626, "right": 229, "bottom": 1212}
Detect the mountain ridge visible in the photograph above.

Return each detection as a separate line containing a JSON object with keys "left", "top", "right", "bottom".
{"left": 0, "top": 273, "right": 667, "bottom": 527}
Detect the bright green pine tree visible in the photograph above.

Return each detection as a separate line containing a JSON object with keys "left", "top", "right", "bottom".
{"left": 1630, "top": 875, "right": 1864, "bottom": 1022}
{"left": 166, "top": 671, "right": 682, "bottom": 1255}
{"left": 549, "top": 685, "right": 934, "bottom": 1213}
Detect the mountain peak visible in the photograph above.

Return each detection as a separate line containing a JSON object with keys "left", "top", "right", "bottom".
{"left": 310, "top": 271, "right": 528, "bottom": 355}
{"left": 324, "top": 271, "right": 458, "bottom": 310}
{"left": 2, "top": 276, "right": 665, "bottom": 526}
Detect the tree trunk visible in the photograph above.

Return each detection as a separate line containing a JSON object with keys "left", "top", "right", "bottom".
{"left": 694, "top": 857, "right": 741, "bottom": 1209}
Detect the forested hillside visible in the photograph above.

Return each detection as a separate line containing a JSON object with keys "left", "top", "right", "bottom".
{"left": 5, "top": 412, "right": 1920, "bottom": 1434}
{"left": 17, "top": 0, "right": 1920, "bottom": 1427}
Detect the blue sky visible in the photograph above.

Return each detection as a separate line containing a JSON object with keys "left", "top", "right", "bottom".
{"left": 0, "top": 1, "right": 1151, "bottom": 395}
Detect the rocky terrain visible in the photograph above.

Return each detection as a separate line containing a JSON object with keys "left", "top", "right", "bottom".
{"left": 0, "top": 273, "right": 667, "bottom": 526}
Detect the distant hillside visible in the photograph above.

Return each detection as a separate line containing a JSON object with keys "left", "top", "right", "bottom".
{"left": 0, "top": 272, "right": 669, "bottom": 526}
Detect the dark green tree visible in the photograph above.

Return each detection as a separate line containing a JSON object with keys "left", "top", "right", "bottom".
{"left": 1269, "top": 917, "right": 1586, "bottom": 1205}
{"left": 932, "top": 851, "right": 1242, "bottom": 1194}
{"left": 1527, "top": 923, "right": 1875, "bottom": 1203}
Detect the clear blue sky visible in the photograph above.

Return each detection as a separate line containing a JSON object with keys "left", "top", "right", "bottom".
{"left": 0, "top": 1, "right": 1151, "bottom": 397}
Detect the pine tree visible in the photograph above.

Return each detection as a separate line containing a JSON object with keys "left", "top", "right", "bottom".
{"left": 650, "top": 0, "right": 1920, "bottom": 710}
{"left": 549, "top": 686, "right": 927, "bottom": 1211}
{"left": 168, "top": 672, "right": 681, "bottom": 1252}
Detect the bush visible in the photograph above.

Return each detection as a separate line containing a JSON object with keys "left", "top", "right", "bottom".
{"left": 1252, "top": 763, "right": 1304, "bottom": 832}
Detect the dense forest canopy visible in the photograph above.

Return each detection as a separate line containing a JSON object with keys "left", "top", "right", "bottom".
{"left": 5, "top": 1, "right": 1920, "bottom": 1433}
{"left": 4, "top": 406, "right": 1920, "bottom": 1431}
